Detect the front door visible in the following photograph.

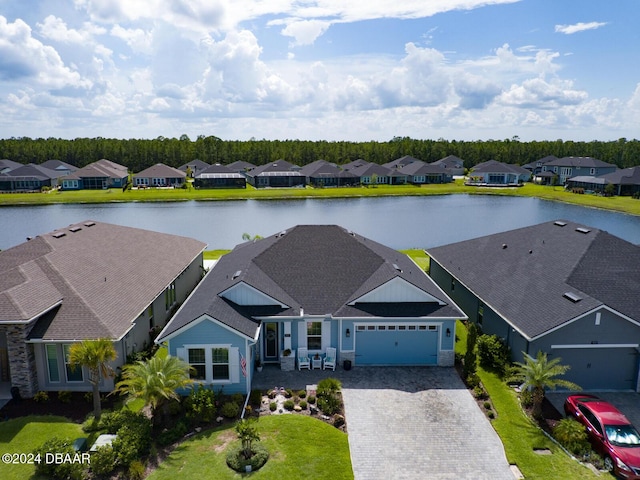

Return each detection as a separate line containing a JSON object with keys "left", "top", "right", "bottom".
{"left": 263, "top": 323, "right": 279, "bottom": 362}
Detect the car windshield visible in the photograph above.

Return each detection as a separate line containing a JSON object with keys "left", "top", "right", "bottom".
{"left": 605, "top": 424, "right": 640, "bottom": 447}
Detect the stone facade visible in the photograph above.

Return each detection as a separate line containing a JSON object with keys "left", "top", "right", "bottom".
{"left": 340, "top": 351, "right": 355, "bottom": 367}
{"left": 2, "top": 322, "right": 39, "bottom": 398}
{"left": 438, "top": 349, "right": 455, "bottom": 367}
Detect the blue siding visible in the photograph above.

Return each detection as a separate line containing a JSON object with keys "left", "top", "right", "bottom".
{"left": 342, "top": 320, "right": 355, "bottom": 351}
{"left": 356, "top": 327, "right": 439, "bottom": 365}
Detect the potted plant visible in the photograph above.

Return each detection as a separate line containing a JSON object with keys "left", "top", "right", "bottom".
{"left": 255, "top": 359, "right": 263, "bottom": 373}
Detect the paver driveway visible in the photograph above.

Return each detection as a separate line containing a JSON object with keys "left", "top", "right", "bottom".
{"left": 341, "top": 367, "right": 514, "bottom": 480}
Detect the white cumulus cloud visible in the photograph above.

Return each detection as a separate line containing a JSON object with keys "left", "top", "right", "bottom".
{"left": 555, "top": 21, "right": 608, "bottom": 35}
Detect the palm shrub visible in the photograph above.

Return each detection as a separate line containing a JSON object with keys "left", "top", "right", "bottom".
{"left": 69, "top": 338, "right": 117, "bottom": 419}
{"left": 510, "top": 351, "right": 581, "bottom": 418}
{"left": 553, "top": 418, "right": 590, "bottom": 456}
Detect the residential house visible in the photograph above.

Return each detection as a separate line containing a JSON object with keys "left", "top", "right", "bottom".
{"left": 428, "top": 220, "right": 640, "bottom": 391}
{"left": 299, "top": 160, "right": 359, "bottom": 187}
{"left": 133, "top": 163, "right": 186, "bottom": 188}
{"left": 0, "top": 221, "right": 206, "bottom": 398}
{"left": 156, "top": 225, "right": 466, "bottom": 394}
{"left": 245, "top": 160, "right": 305, "bottom": 188}
{"left": 0, "top": 163, "right": 65, "bottom": 192}
{"left": 432, "top": 155, "right": 465, "bottom": 176}
{"left": 60, "top": 159, "right": 129, "bottom": 190}
{"left": 524, "top": 155, "right": 558, "bottom": 177}
{"left": 194, "top": 164, "right": 246, "bottom": 188}
{"left": 227, "top": 161, "right": 256, "bottom": 174}
{"left": 384, "top": 155, "right": 420, "bottom": 170}
{"left": 40, "top": 160, "right": 77, "bottom": 177}
{"left": 0, "top": 159, "right": 21, "bottom": 174}
{"left": 398, "top": 160, "right": 453, "bottom": 184}
{"left": 466, "top": 160, "right": 531, "bottom": 185}
{"left": 349, "top": 162, "right": 407, "bottom": 185}
{"left": 566, "top": 166, "right": 640, "bottom": 196}
{"left": 540, "top": 156, "right": 618, "bottom": 185}
{"left": 178, "top": 159, "right": 209, "bottom": 178}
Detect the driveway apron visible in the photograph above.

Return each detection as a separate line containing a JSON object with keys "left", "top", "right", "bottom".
{"left": 341, "top": 367, "right": 514, "bottom": 480}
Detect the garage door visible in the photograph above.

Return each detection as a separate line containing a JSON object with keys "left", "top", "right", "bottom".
{"left": 552, "top": 347, "right": 639, "bottom": 390}
{"left": 355, "top": 324, "right": 439, "bottom": 365}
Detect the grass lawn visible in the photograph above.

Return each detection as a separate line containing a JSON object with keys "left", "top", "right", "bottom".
{"left": 0, "top": 416, "right": 84, "bottom": 479}
{"left": 203, "top": 249, "right": 231, "bottom": 260}
{"left": 148, "top": 415, "right": 353, "bottom": 480}
{"left": 2, "top": 180, "right": 639, "bottom": 217}
{"left": 401, "top": 249, "right": 430, "bottom": 271}
{"left": 455, "top": 321, "right": 598, "bottom": 479}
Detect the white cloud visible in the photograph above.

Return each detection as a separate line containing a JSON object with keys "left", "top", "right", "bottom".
{"left": 497, "top": 78, "right": 588, "bottom": 108}
{"left": 110, "top": 25, "right": 153, "bottom": 54}
{"left": 280, "top": 19, "right": 331, "bottom": 46}
{"left": 555, "top": 21, "right": 608, "bottom": 35}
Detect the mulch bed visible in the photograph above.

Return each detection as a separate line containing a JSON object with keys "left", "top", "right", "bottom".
{"left": 1, "top": 392, "right": 119, "bottom": 423}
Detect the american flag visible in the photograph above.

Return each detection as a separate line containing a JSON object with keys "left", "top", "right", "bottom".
{"left": 240, "top": 353, "right": 247, "bottom": 377}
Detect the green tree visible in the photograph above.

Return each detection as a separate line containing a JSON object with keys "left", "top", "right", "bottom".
{"left": 235, "top": 418, "right": 260, "bottom": 459}
{"left": 68, "top": 338, "right": 117, "bottom": 419}
{"left": 114, "top": 355, "right": 193, "bottom": 425}
{"left": 510, "top": 351, "right": 581, "bottom": 418}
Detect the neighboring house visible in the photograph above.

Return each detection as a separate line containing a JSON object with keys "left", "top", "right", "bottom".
{"left": 60, "top": 159, "right": 129, "bottom": 190}
{"left": 40, "top": 160, "right": 77, "bottom": 177}
{"left": 466, "top": 160, "right": 531, "bottom": 185}
{"left": 350, "top": 162, "right": 407, "bottom": 185}
{"left": 432, "top": 155, "right": 465, "bottom": 176}
{"left": 178, "top": 159, "right": 209, "bottom": 177}
{"left": 194, "top": 164, "right": 246, "bottom": 188}
{"left": 0, "top": 221, "right": 206, "bottom": 398}
{"left": 0, "top": 163, "right": 65, "bottom": 192}
{"left": 564, "top": 176, "right": 609, "bottom": 194}
{"left": 299, "top": 160, "right": 359, "bottom": 187}
{"left": 384, "top": 155, "right": 420, "bottom": 170}
{"left": 227, "top": 161, "right": 256, "bottom": 174}
{"left": 133, "top": 163, "right": 186, "bottom": 188}
{"left": 0, "top": 159, "right": 21, "bottom": 174}
{"left": 341, "top": 159, "right": 370, "bottom": 172}
{"left": 398, "top": 160, "right": 453, "bottom": 184}
{"left": 595, "top": 167, "right": 640, "bottom": 196}
{"left": 428, "top": 220, "right": 640, "bottom": 391}
{"left": 245, "top": 160, "right": 305, "bottom": 188}
{"left": 523, "top": 155, "right": 558, "bottom": 176}
{"left": 541, "top": 156, "right": 618, "bottom": 185}
{"left": 156, "top": 225, "right": 466, "bottom": 394}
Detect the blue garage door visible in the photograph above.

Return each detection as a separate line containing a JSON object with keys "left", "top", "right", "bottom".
{"left": 355, "top": 324, "right": 439, "bottom": 365}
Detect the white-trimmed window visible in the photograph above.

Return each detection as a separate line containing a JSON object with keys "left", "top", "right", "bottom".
{"left": 46, "top": 344, "right": 60, "bottom": 382}
{"left": 188, "top": 348, "right": 206, "bottom": 380}
{"left": 590, "top": 168, "right": 596, "bottom": 175}
{"left": 212, "top": 348, "right": 230, "bottom": 380}
{"left": 307, "top": 322, "right": 322, "bottom": 350}
{"left": 135, "top": 177, "right": 149, "bottom": 186}
{"left": 165, "top": 282, "right": 176, "bottom": 311}
{"left": 63, "top": 344, "right": 83, "bottom": 382}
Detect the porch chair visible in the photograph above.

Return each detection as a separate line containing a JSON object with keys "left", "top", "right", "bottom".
{"left": 323, "top": 347, "right": 336, "bottom": 371}
{"left": 298, "top": 347, "right": 310, "bottom": 370}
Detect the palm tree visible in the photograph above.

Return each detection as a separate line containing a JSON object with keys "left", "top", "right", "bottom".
{"left": 511, "top": 351, "right": 581, "bottom": 418}
{"left": 114, "top": 355, "right": 193, "bottom": 425}
{"left": 68, "top": 338, "right": 117, "bottom": 419}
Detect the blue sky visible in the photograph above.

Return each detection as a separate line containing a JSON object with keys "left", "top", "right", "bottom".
{"left": 0, "top": 0, "right": 638, "bottom": 142}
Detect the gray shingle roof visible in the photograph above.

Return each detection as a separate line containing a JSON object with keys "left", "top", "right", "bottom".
{"left": 134, "top": 163, "right": 185, "bottom": 178}
{"left": 427, "top": 220, "right": 640, "bottom": 339}
{"left": 157, "top": 225, "right": 464, "bottom": 341}
{"left": 0, "top": 221, "right": 206, "bottom": 341}
{"left": 544, "top": 156, "right": 617, "bottom": 169}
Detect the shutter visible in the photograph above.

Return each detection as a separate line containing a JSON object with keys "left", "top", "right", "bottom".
{"left": 176, "top": 347, "right": 186, "bottom": 362}
{"left": 297, "top": 321, "right": 307, "bottom": 349}
{"left": 229, "top": 347, "right": 240, "bottom": 383}
{"left": 322, "top": 319, "right": 332, "bottom": 351}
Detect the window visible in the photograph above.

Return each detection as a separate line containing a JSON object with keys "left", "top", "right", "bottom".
{"left": 188, "top": 348, "right": 206, "bottom": 380}
{"left": 63, "top": 344, "right": 83, "bottom": 382}
{"left": 590, "top": 168, "right": 596, "bottom": 175}
{"left": 165, "top": 282, "right": 176, "bottom": 311}
{"left": 307, "top": 321, "right": 322, "bottom": 350}
{"left": 212, "top": 348, "right": 230, "bottom": 380}
{"left": 478, "top": 303, "right": 484, "bottom": 325}
{"left": 46, "top": 344, "right": 60, "bottom": 382}
{"left": 450, "top": 278, "right": 455, "bottom": 291}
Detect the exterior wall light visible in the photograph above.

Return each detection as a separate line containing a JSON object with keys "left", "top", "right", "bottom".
{"left": 346, "top": 328, "right": 350, "bottom": 338}
{"left": 446, "top": 328, "right": 451, "bottom": 337}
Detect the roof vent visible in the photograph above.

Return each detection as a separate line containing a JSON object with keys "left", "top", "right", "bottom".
{"left": 502, "top": 244, "right": 508, "bottom": 249}
{"left": 84, "top": 221, "right": 96, "bottom": 227}
{"left": 232, "top": 270, "right": 242, "bottom": 280}
{"left": 575, "top": 227, "right": 591, "bottom": 234}
{"left": 563, "top": 292, "right": 582, "bottom": 303}
{"left": 554, "top": 221, "right": 567, "bottom": 227}
{"left": 69, "top": 226, "right": 82, "bottom": 232}
{"left": 51, "top": 231, "right": 66, "bottom": 238}
{"left": 392, "top": 263, "right": 403, "bottom": 273}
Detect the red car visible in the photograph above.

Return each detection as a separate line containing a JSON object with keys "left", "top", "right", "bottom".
{"left": 564, "top": 394, "right": 640, "bottom": 479}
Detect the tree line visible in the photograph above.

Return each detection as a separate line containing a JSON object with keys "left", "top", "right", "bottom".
{"left": 1, "top": 135, "right": 639, "bottom": 172}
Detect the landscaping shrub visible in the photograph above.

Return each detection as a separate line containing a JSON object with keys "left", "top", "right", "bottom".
{"left": 156, "top": 420, "right": 189, "bottom": 447}
{"left": 57, "top": 390, "right": 72, "bottom": 403}
{"left": 462, "top": 323, "right": 478, "bottom": 379}
{"left": 317, "top": 378, "right": 341, "bottom": 396}
{"left": 33, "top": 391, "right": 49, "bottom": 403}
{"left": 112, "top": 420, "right": 152, "bottom": 466}
{"left": 226, "top": 443, "right": 269, "bottom": 472}
{"left": 298, "top": 389, "right": 307, "bottom": 398}
{"left": 99, "top": 409, "right": 148, "bottom": 434}
{"left": 82, "top": 413, "right": 101, "bottom": 432}
{"left": 473, "top": 385, "right": 487, "bottom": 400}
{"left": 553, "top": 418, "right": 590, "bottom": 456}
{"left": 285, "top": 388, "right": 294, "bottom": 398}
{"left": 33, "top": 437, "right": 83, "bottom": 480}
{"left": 317, "top": 393, "right": 341, "bottom": 415}
{"left": 221, "top": 401, "right": 241, "bottom": 419}
{"left": 477, "top": 334, "right": 511, "bottom": 376}
{"left": 90, "top": 445, "right": 117, "bottom": 477}
{"left": 519, "top": 389, "right": 533, "bottom": 408}
{"left": 249, "top": 389, "right": 262, "bottom": 405}
{"left": 483, "top": 401, "right": 492, "bottom": 410}
{"left": 128, "top": 460, "right": 146, "bottom": 480}
{"left": 307, "top": 395, "right": 316, "bottom": 404}
{"left": 184, "top": 384, "right": 216, "bottom": 424}
{"left": 269, "top": 402, "right": 277, "bottom": 412}
{"left": 299, "top": 400, "right": 308, "bottom": 410}
{"left": 231, "top": 393, "right": 244, "bottom": 405}
{"left": 465, "top": 373, "right": 481, "bottom": 389}
{"left": 283, "top": 400, "right": 295, "bottom": 411}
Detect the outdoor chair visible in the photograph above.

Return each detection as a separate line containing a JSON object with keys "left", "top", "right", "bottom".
{"left": 323, "top": 347, "right": 336, "bottom": 371}
{"left": 298, "top": 347, "right": 310, "bottom": 370}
